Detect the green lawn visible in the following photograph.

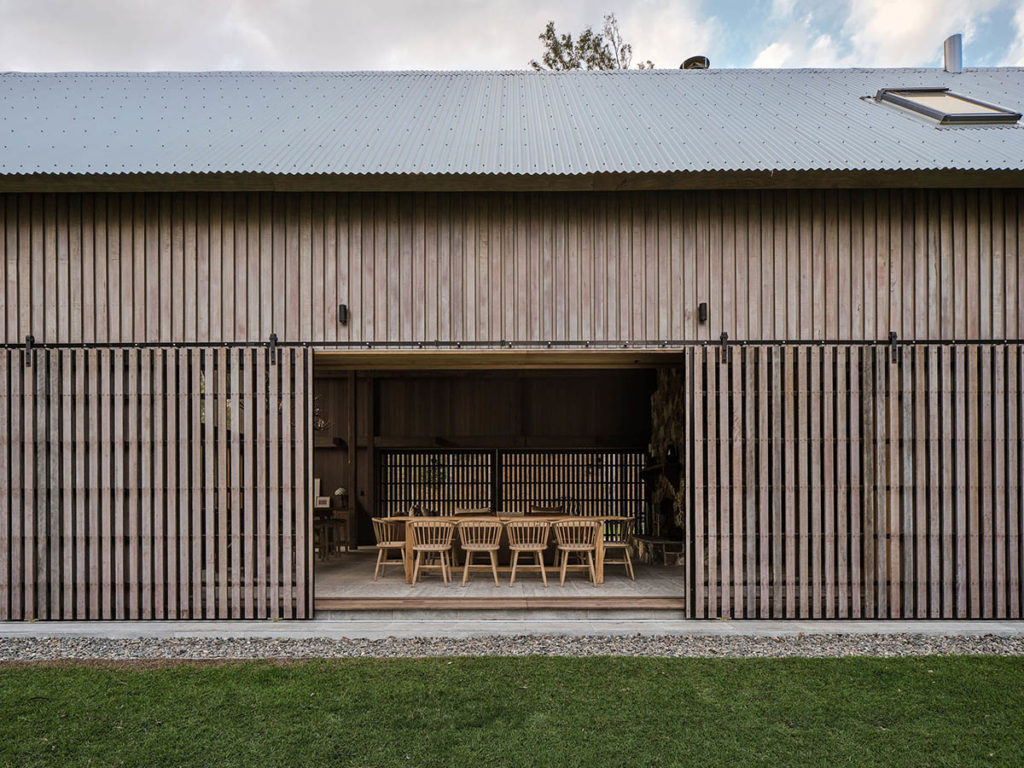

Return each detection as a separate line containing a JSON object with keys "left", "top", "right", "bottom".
{"left": 1, "top": 656, "right": 1022, "bottom": 767}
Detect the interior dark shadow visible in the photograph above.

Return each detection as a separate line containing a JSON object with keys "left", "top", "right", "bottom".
{"left": 311, "top": 363, "right": 686, "bottom": 607}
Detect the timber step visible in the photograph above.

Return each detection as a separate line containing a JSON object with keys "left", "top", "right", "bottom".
{"left": 314, "top": 596, "right": 686, "bottom": 611}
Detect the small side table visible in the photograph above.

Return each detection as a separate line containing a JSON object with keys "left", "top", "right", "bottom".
{"left": 333, "top": 508, "right": 355, "bottom": 552}
{"left": 314, "top": 509, "right": 356, "bottom": 560}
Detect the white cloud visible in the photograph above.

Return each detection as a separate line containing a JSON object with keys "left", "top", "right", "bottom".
{"left": 749, "top": 0, "right": 1016, "bottom": 68}
{"left": 1005, "top": 5, "right": 1024, "bottom": 65}
{"left": 0, "top": 0, "right": 1017, "bottom": 71}
{"left": 751, "top": 13, "right": 846, "bottom": 68}
{"left": 770, "top": 0, "right": 797, "bottom": 18}
{"left": 0, "top": 0, "right": 717, "bottom": 72}
{"left": 843, "top": 0, "right": 1003, "bottom": 67}
{"left": 756, "top": 34, "right": 842, "bottom": 67}
{"left": 0, "top": 0, "right": 281, "bottom": 70}
{"left": 0, "top": 0, "right": 567, "bottom": 71}
{"left": 616, "top": 0, "right": 719, "bottom": 69}
{"left": 752, "top": 41, "right": 791, "bottom": 68}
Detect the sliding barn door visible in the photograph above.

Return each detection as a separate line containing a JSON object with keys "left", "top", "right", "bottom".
{"left": 683, "top": 343, "right": 1024, "bottom": 619}
{"left": 0, "top": 345, "right": 313, "bottom": 620}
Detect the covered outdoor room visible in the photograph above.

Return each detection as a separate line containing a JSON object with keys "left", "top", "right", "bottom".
{"left": 310, "top": 351, "right": 686, "bottom": 610}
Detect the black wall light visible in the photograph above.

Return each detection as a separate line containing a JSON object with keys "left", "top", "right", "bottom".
{"left": 698, "top": 302, "right": 708, "bottom": 324}
{"left": 338, "top": 303, "right": 349, "bottom": 325}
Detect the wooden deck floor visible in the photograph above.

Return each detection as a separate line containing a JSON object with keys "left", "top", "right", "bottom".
{"left": 314, "top": 548, "right": 686, "bottom": 610}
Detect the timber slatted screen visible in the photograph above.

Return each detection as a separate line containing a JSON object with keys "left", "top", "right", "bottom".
{"left": 683, "top": 343, "right": 1024, "bottom": 619}
{"left": 377, "top": 450, "right": 646, "bottom": 529}
{"left": 499, "top": 451, "right": 647, "bottom": 531}
{"left": 377, "top": 451, "right": 494, "bottom": 516}
{"left": 0, "top": 345, "right": 313, "bottom": 620}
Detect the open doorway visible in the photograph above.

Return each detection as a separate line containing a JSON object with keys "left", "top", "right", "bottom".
{"left": 311, "top": 352, "right": 685, "bottom": 610}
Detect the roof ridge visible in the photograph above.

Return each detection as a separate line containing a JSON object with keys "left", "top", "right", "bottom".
{"left": 2, "top": 66, "right": 1023, "bottom": 77}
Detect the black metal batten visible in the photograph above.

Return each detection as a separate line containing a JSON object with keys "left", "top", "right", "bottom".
{"left": 1, "top": 337, "right": 1020, "bottom": 351}
{"left": 268, "top": 333, "right": 279, "bottom": 365}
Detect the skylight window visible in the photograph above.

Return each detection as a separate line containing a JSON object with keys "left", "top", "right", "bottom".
{"left": 875, "top": 87, "right": 1021, "bottom": 125}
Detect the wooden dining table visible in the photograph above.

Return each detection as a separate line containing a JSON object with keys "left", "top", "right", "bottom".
{"left": 386, "top": 514, "right": 628, "bottom": 585}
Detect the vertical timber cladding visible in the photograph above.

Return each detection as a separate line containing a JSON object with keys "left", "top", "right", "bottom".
{"left": 684, "top": 343, "right": 1024, "bottom": 620}
{"left": 3, "top": 190, "right": 1024, "bottom": 346}
{"left": 0, "top": 345, "right": 313, "bottom": 621}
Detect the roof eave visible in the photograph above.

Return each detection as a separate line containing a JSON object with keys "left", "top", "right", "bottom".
{"left": 1, "top": 169, "right": 1022, "bottom": 194}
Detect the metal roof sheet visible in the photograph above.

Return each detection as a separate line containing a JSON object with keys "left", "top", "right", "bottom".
{"left": 1, "top": 68, "right": 1023, "bottom": 177}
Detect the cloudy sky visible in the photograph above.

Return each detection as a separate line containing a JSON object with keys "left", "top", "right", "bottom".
{"left": 0, "top": 0, "right": 1021, "bottom": 71}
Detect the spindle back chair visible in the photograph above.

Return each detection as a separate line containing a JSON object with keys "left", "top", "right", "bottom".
{"left": 552, "top": 519, "right": 600, "bottom": 586}
{"left": 371, "top": 517, "right": 406, "bottom": 581}
{"left": 602, "top": 517, "right": 636, "bottom": 580}
{"left": 457, "top": 519, "right": 503, "bottom": 586}
{"left": 506, "top": 519, "right": 550, "bottom": 586}
{"left": 409, "top": 519, "right": 456, "bottom": 586}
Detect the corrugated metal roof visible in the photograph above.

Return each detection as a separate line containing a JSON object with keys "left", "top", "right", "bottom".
{"left": 1, "top": 68, "right": 1022, "bottom": 176}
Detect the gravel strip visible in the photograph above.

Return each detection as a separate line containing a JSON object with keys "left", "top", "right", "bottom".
{"left": 2, "top": 633, "right": 1023, "bottom": 661}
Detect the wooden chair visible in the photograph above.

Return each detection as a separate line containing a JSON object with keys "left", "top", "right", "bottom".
{"left": 552, "top": 519, "right": 600, "bottom": 586}
{"left": 602, "top": 517, "right": 635, "bottom": 580}
{"left": 443, "top": 508, "right": 489, "bottom": 565}
{"left": 371, "top": 517, "right": 406, "bottom": 580}
{"left": 506, "top": 519, "right": 550, "bottom": 586}
{"left": 457, "top": 519, "right": 503, "bottom": 586}
{"left": 409, "top": 519, "right": 456, "bottom": 586}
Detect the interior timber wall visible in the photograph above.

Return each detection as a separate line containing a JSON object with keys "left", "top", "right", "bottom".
{"left": 683, "top": 342, "right": 1023, "bottom": 619}
{"left": 313, "top": 370, "right": 654, "bottom": 544}
{"left": 0, "top": 345, "right": 313, "bottom": 620}
{"left": 2, "top": 189, "right": 1023, "bottom": 346}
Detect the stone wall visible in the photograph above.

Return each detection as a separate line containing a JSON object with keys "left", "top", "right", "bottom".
{"left": 648, "top": 367, "right": 685, "bottom": 464}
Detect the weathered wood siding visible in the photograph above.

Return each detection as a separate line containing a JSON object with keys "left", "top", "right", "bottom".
{"left": 2, "top": 190, "right": 1022, "bottom": 346}
{"left": 0, "top": 345, "right": 313, "bottom": 620}
{"left": 3, "top": 187, "right": 1023, "bottom": 620}
{"left": 684, "top": 342, "right": 1024, "bottom": 619}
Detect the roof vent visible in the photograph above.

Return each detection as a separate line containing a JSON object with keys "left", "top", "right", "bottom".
{"left": 681, "top": 55, "right": 710, "bottom": 70}
{"left": 943, "top": 34, "right": 962, "bottom": 74}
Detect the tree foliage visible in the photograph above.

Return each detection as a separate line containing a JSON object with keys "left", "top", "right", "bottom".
{"left": 529, "top": 13, "right": 653, "bottom": 71}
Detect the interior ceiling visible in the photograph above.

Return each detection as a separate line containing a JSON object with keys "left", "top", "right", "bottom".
{"left": 313, "top": 349, "right": 682, "bottom": 373}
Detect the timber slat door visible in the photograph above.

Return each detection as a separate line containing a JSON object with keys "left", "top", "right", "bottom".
{"left": 684, "top": 342, "right": 1024, "bottom": 619}
{"left": 0, "top": 345, "right": 312, "bottom": 620}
